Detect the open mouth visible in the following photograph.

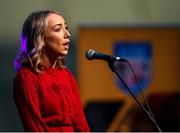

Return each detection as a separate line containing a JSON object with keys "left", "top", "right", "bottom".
{"left": 63, "top": 41, "right": 70, "bottom": 46}
{"left": 63, "top": 42, "right": 70, "bottom": 50}
{"left": 63, "top": 43, "right": 69, "bottom": 46}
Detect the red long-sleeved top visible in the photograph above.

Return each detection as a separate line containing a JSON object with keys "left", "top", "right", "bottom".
{"left": 13, "top": 67, "right": 90, "bottom": 132}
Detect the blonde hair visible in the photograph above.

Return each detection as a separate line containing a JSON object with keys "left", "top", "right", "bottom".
{"left": 14, "top": 10, "right": 64, "bottom": 73}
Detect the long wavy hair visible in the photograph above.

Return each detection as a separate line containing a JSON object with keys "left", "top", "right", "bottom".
{"left": 14, "top": 10, "right": 64, "bottom": 73}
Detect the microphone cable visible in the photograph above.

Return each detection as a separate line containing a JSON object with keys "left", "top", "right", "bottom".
{"left": 110, "top": 59, "right": 162, "bottom": 132}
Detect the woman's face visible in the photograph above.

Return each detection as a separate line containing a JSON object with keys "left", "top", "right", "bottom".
{"left": 44, "top": 13, "right": 70, "bottom": 57}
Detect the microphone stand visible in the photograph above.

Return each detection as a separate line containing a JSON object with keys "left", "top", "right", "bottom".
{"left": 107, "top": 60, "right": 162, "bottom": 132}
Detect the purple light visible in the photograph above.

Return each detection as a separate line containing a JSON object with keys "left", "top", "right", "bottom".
{"left": 20, "top": 34, "right": 27, "bottom": 52}
{"left": 14, "top": 60, "right": 21, "bottom": 71}
{"left": 14, "top": 33, "right": 27, "bottom": 71}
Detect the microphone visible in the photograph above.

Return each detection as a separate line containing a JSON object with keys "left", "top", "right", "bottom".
{"left": 85, "top": 49, "right": 125, "bottom": 62}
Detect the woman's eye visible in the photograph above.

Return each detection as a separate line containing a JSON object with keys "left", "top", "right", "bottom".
{"left": 55, "top": 28, "right": 60, "bottom": 32}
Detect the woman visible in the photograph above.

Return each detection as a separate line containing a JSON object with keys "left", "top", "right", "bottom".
{"left": 13, "top": 10, "right": 90, "bottom": 132}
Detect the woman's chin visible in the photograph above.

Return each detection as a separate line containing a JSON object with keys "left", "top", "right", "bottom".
{"left": 59, "top": 51, "right": 68, "bottom": 57}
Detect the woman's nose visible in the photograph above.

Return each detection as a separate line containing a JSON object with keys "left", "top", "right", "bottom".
{"left": 64, "top": 29, "right": 71, "bottom": 38}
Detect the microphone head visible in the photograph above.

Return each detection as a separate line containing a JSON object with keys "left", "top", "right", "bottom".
{"left": 85, "top": 49, "right": 96, "bottom": 60}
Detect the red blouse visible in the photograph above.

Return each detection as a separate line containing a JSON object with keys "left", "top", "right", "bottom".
{"left": 13, "top": 67, "right": 90, "bottom": 132}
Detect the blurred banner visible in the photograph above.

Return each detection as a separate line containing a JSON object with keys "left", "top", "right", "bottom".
{"left": 113, "top": 41, "right": 152, "bottom": 95}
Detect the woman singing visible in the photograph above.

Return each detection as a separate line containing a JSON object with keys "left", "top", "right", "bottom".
{"left": 13, "top": 10, "right": 90, "bottom": 132}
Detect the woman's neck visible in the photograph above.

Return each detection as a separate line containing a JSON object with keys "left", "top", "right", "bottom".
{"left": 40, "top": 51, "right": 58, "bottom": 69}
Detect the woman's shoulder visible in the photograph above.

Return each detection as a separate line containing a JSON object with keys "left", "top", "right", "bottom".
{"left": 14, "top": 67, "right": 38, "bottom": 81}
{"left": 13, "top": 68, "right": 39, "bottom": 95}
{"left": 61, "top": 67, "right": 77, "bottom": 82}
{"left": 62, "top": 67, "right": 74, "bottom": 76}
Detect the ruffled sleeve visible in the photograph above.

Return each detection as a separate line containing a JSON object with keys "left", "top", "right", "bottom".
{"left": 13, "top": 68, "right": 48, "bottom": 131}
